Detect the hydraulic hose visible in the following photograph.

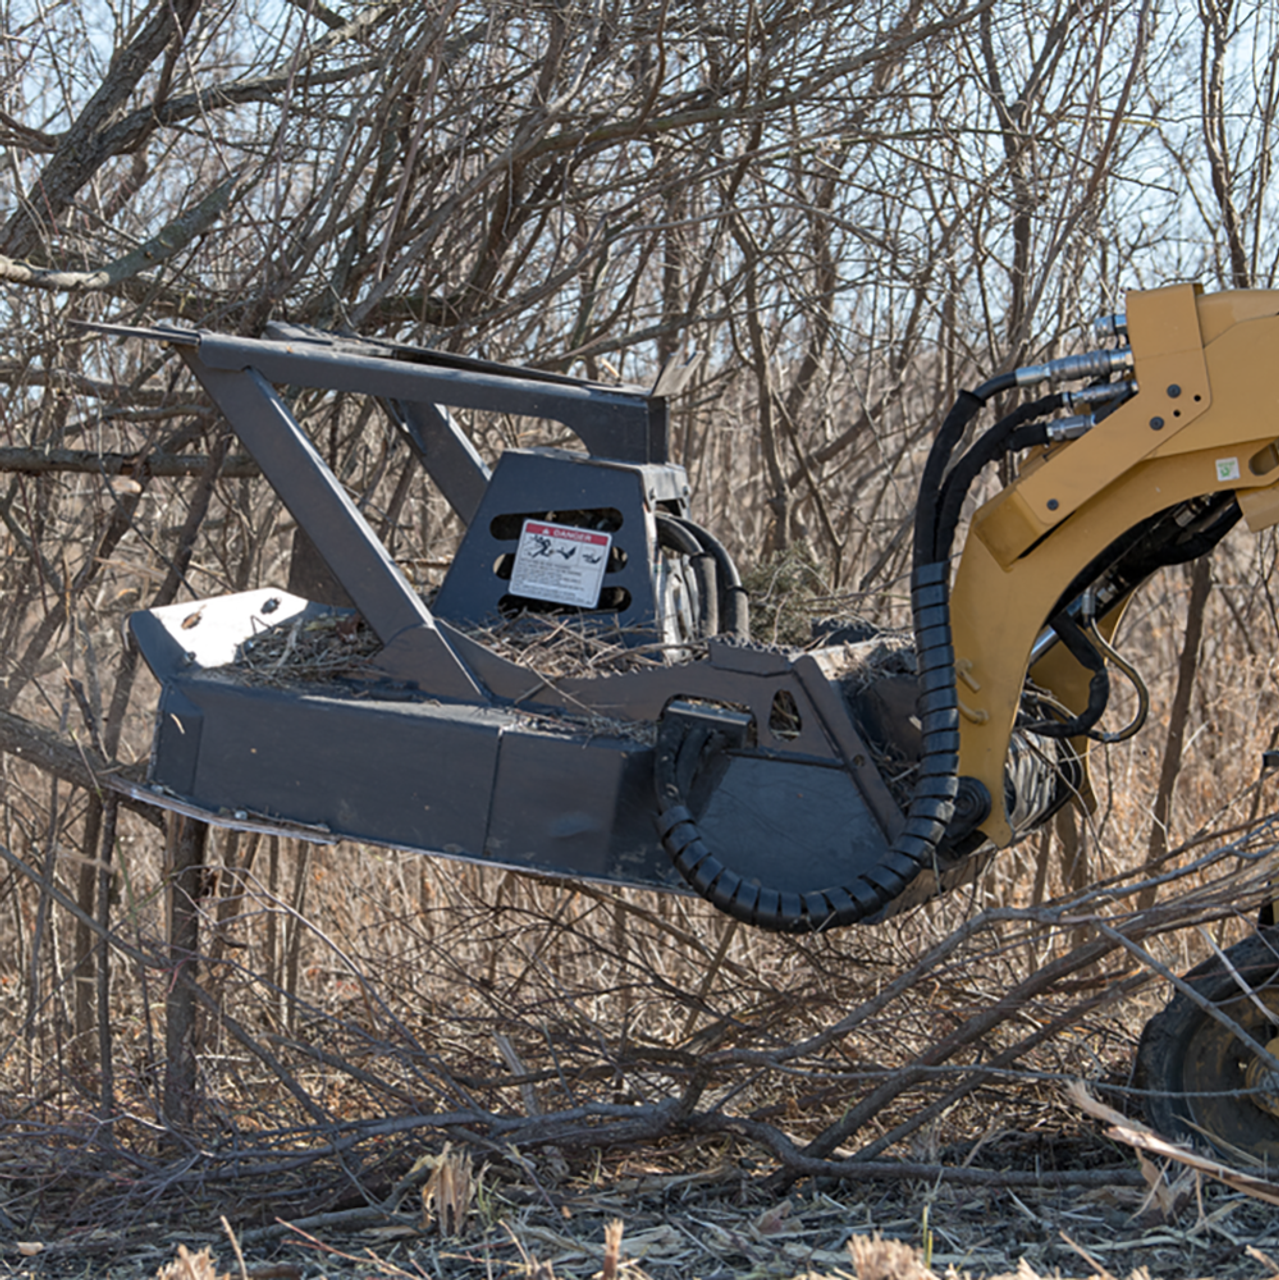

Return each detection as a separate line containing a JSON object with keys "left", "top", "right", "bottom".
{"left": 654, "top": 372, "right": 1087, "bottom": 931}
{"left": 914, "top": 370, "right": 1018, "bottom": 566}
{"left": 1085, "top": 620, "right": 1149, "bottom": 743}
{"left": 668, "top": 513, "right": 751, "bottom": 639}
{"left": 934, "top": 394, "right": 1064, "bottom": 554}
{"left": 1020, "top": 612, "right": 1110, "bottom": 739}
{"left": 655, "top": 511, "right": 718, "bottom": 638}
{"left": 1046, "top": 493, "right": 1240, "bottom": 622}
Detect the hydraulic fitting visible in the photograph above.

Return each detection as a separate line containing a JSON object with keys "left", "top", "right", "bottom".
{"left": 1015, "top": 347, "right": 1134, "bottom": 388}
{"left": 1094, "top": 313, "right": 1128, "bottom": 341}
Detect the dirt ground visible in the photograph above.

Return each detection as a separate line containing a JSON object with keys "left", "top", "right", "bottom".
{"left": 4, "top": 1125, "right": 1279, "bottom": 1280}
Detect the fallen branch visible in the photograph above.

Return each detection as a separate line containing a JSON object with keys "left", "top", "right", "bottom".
{"left": 0, "top": 448, "right": 258, "bottom": 477}
{"left": 1068, "top": 1080, "right": 1279, "bottom": 1206}
{"left": 0, "top": 707, "right": 161, "bottom": 825}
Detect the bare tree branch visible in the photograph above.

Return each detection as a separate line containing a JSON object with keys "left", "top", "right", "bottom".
{"left": 0, "top": 173, "right": 241, "bottom": 293}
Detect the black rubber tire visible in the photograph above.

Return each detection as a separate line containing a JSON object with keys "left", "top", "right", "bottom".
{"left": 1136, "top": 931, "right": 1279, "bottom": 1161}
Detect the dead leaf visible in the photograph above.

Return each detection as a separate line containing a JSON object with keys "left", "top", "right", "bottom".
{"left": 17, "top": 1242, "right": 43, "bottom": 1257}
{"left": 1134, "top": 1150, "right": 1195, "bottom": 1223}
{"left": 154, "top": 1244, "right": 231, "bottom": 1280}
{"left": 848, "top": 1231, "right": 938, "bottom": 1280}
{"left": 752, "top": 1197, "right": 793, "bottom": 1236}
{"left": 109, "top": 475, "right": 143, "bottom": 495}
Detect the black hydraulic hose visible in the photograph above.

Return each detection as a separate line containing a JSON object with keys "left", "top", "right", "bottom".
{"left": 655, "top": 373, "right": 1026, "bottom": 931}
{"left": 655, "top": 511, "right": 718, "bottom": 638}
{"left": 1045, "top": 493, "right": 1240, "bottom": 625}
{"left": 974, "top": 371, "right": 1022, "bottom": 401}
{"left": 915, "top": 371, "right": 1019, "bottom": 567}
{"left": 934, "top": 394, "right": 1064, "bottom": 553}
{"left": 914, "top": 392, "right": 986, "bottom": 568}
{"left": 1020, "top": 612, "right": 1110, "bottom": 739}
{"left": 666, "top": 513, "right": 750, "bottom": 639}
{"left": 654, "top": 511, "right": 701, "bottom": 557}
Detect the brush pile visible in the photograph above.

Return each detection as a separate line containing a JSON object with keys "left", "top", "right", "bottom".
{"left": 226, "top": 608, "right": 677, "bottom": 688}
{"left": 231, "top": 611, "right": 382, "bottom": 685}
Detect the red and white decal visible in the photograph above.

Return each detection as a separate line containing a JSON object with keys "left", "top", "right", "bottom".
{"left": 509, "top": 521, "right": 613, "bottom": 608}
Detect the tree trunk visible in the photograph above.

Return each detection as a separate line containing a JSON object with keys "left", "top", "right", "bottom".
{"left": 164, "top": 815, "right": 208, "bottom": 1131}
{"left": 1137, "top": 557, "right": 1213, "bottom": 910}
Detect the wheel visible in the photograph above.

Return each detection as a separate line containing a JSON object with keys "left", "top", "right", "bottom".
{"left": 1137, "top": 931, "right": 1279, "bottom": 1161}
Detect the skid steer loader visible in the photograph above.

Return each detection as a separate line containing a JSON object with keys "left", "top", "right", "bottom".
{"left": 86, "top": 283, "right": 1279, "bottom": 1161}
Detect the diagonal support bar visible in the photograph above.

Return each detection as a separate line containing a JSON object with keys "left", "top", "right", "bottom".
{"left": 180, "top": 349, "right": 483, "bottom": 701}
{"left": 390, "top": 399, "right": 490, "bottom": 524}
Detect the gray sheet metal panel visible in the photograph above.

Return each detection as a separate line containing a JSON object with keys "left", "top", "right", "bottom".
{"left": 130, "top": 609, "right": 192, "bottom": 681}
{"left": 486, "top": 729, "right": 679, "bottom": 887}
{"left": 433, "top": 450, "right": 687, "bottom": 633}
{"left": 152, "top": 686, "right": 204, "bottom": 795}
{"left": 144, "top": 669, "right": 897, "bottom": 894}
{"left": 153, "top": 677, "right": 501, "bottom": 855}
{"left": 692, "top": 755, "right": 891, "bottom": 891}
{"left": 147, "top": 674, "right": 676, "bottom": 887}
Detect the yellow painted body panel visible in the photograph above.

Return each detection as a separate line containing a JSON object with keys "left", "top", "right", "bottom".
{"left": 954, "top": 286, "right": 1279, "bottom": 846}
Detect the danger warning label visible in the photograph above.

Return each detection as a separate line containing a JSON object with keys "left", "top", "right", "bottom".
{"left": 509, "top": 520, "right": 612, "bottom": 608}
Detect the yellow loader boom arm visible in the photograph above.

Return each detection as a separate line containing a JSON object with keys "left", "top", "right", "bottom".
{"left": 953, "top": 284, "right": 1279, "bottom": 845}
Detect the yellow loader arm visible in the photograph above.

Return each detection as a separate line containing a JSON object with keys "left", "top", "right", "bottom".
{"left": 951, "top": 284, "right": 1279, "bottom": 846}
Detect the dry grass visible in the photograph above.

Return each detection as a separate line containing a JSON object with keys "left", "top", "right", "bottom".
{"left": 25, "top": 1162, "right": 1279, "bottom": 1279}
{"left": 226, "top": 609, "right": 674, "bottom": 689}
